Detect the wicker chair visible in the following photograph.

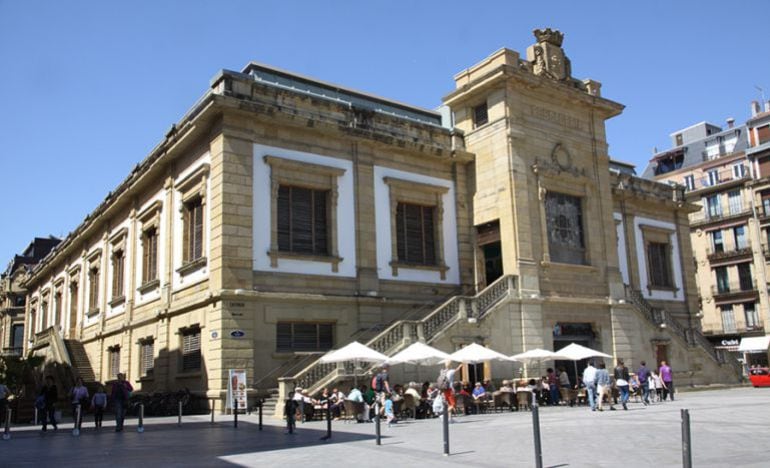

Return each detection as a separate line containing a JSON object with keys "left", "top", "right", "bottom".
{"left": 400, "top": 394, "right": 417, "bottom": 419}
{"left": 516, "top": 390, "right": 532, "bottom": 411}
{"left": 342, "top": 400, "right": 365, "bottom": 423}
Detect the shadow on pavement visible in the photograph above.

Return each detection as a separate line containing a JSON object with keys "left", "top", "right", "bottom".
{"left": 2, "top": 420, "right": 376, "bottom": 467}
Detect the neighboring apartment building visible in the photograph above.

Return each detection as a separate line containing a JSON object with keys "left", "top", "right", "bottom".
{"left": 22, "top": 30, "right": 739, "bottom": 411}
{"left": 0, "top": 237, "right": 60, "bottom": 357}
{"left": 643, "top": 103, "right": 770, "bottom": 367}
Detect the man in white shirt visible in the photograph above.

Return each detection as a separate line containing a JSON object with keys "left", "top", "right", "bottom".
{"left": 582, "top": 361, "right": 598, "bottom": 411}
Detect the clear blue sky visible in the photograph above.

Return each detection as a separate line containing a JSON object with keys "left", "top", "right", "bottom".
{"left": 1, "top": 0, "right": 768, "bottom": 260}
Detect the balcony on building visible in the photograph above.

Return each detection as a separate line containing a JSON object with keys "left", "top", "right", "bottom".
{"left": 706, "top": 245, "right": 753, "bottom": 263}
{"left": 690, "top": 201, "right": 752, "bottom": 227}
{"left": 711, "top": 280, "right": 759, "bottom": 304}
{"left": 0, "top": 346, "right": 23, "bottom": 357}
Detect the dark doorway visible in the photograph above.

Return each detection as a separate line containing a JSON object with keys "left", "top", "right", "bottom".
{"left": 477, "top": 221, "right": 502, "bottom": 287}
{"left": 483, "top": 243, "right": 503, "bottom": 285}
{"left": 466, "top": 362, "right": 484, "bottom": 384}
{"left": 656, "top": 343, "right": 669, "bottom": 367}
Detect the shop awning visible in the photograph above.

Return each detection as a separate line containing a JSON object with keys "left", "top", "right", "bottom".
{"left": 738, "top": 336, "right": 770, "bottom": 353}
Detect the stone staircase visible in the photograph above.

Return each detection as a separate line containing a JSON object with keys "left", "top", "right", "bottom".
{"left": 64, "top": 339, "right": 96, "bottom": 383}
{"left": 623, "top": 284, "right": 742, "bottom": 375}
{"left": 276, "top": 275, "right": 518, "bottom": 406}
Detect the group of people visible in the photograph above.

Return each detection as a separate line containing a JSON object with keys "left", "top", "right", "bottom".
{"left": 34, "top": 373, "right": 134, "bottom": 432}
{"left": 582, "top": 359, "right": 674, "bottom": 411}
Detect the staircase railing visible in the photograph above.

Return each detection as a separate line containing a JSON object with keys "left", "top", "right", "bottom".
{"left": 623, "top": 284, "right": 733, "bottom": 368}
{"left": 286, "top": 275, "right": 518, "bottom": 395}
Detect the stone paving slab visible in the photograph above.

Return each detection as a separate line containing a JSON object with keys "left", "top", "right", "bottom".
{"left": 2, "top": 387, "right": 770, "bottom": 467}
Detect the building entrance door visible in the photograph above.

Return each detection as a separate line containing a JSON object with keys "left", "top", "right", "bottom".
{"left": 477, "top": 221, "right": 502, "bottom": 287}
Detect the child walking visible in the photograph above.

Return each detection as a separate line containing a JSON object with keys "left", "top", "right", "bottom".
{"left": 91, "top": 385, "right": 107, "bottom": 429}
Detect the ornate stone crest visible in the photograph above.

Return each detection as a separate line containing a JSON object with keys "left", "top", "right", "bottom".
{"left": 526, "top": 28, "right": 571, "bottom": 81}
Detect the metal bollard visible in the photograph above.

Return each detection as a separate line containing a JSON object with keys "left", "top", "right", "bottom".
{"left": 258, "top": 400, "right": 263, "bottom": 431}
{"left": 681, "top": 409, "right": 692, "bottom": 468}
{"left": 34, "top": 407, "right": 38, "bottom": 426}
{"left": 532, "top": 404, "right": 543, "bottom": 468}
{"left": 210, "top": 399, "right": 215, "bottom": 425}
{"left": 72, "top": 405, "right": 81, "bottom": 437}
{"left": 442, "top": 399, "right": 449, "bottom": 456}
{"left": 233, "top": 399, "right": 238, "bottom": 429}
{"left": 2, "top": 408, "right": 11, "bottom": 440}
{"left": 286, "top": 400, "right": 294, "bottom": 434}
{"left": 137, "top": 404, "right": 145, "bottom": 433}
{"left": 374, "top": 401, "right": 381, "bottom": 446}
{"left": 178, "top": 401, "right": 183, "bottom": 426}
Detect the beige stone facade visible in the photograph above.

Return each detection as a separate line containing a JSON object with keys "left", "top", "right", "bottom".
{"left": 21, "top": 30, "right": 739, "bottom": 412}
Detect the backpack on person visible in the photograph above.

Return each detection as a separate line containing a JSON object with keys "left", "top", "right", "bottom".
{"left": 372, "top": 374, "right": 384, "bottom": 392}
{"left": 437, "top": 369, "right": 450, "bottom": 391}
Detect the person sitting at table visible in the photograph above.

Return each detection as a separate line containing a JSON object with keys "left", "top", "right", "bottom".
{"left": 346, "top": 385, "right": 371, "bottom": 423}
{"left": 421, "top": 381, "right": 430, "bottom": 399}
{"left": 472, "top": 382, "right": 487, "bottom": 400}
{"left": 300, "top": 389, "right": 318, "bottom": 421}
{"left": 403, "top": 382, "right": 423, "bottom": 419}
{"left": 499, "top": 380, "right": 513, "bottom": 392}
{"left": 391, "top": 384, "right": 404, "bottom": 402}
{"left": 329, "top": 387, "right": 345, "bottom": 419}
{"left": 483, "top": 378, "right": 496, "bottom": 394}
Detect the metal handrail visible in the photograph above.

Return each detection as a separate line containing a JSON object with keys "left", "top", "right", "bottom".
{"left": 287, "top": 275, "right": 518, "bottom": 394}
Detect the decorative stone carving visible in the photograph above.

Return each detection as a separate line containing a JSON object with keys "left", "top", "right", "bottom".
{"left": 526, "top": 28, "right": 572, "bottom": 81}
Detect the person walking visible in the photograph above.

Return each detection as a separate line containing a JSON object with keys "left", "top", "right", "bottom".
{"left": 636, "top": 361, "right": 650, "bottom": 405}
{"left": 595, "top": 362, "right": 614, "bottom": 411}
{"left": 582, "top": 361, "right": 597, "bottom": 411}
{"left": 614, "top": 359, "right": 630, "bottom": 410}
{"left": 110, "top": 373, "right": 133, "bottom": 432}
{"left": 437, "top": 361, "right": 462, "bottom": 419}
{"left": 659, "top": 361, "right": 674, "bottom": 401}
{"left": 40, "top": 376, "right": 58, "bottom": 432}
{"left": 70, "top": 377, "right": 89, "bottom": 430}
{"left": 91, "top": 384, "right": 107, "bottom": 429}
{"left": 0, "top": 380, "right": 9, "bottom": 424}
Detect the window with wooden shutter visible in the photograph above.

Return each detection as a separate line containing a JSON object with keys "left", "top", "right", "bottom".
{"left": 183, "top": 198, "right": 204, "bottom": 263}
{"left": 396, "top": 202, "right": 437, "bottom": 265}
{"left": 277, "top": 185, "right": 329, "bottom": 255}
{"left": 142, "top": 227, "right": 159, "bottom": 284}
{"left": 111, "top": 250, "right": 125, "bottom": 300}
{"left": 140, "top": 339, "right": 154, "bottom": 376}
{"left": 175, "top": 164, "right": 208, "bottom": 275}
{"left": 384, "top": 177, "right": 449, "bottom": 278}
{"left": 181, "top": 327, "right": 201, "bottom": 372}
{"left": 647, "top": 242, "right": 672, "bottom": 287}
{"left": 108, "top": 346, "right": 121, "bottom": 378}
{"left": 88, "top": 266, "right": 100, "bottom": 313}
{"left": 757, "top": 125, "right": 770, "bottom": 145}
{"left": 275, "top": 322, "right": 334, "bottom": 352}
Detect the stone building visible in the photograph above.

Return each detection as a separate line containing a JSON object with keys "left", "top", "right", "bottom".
{"left": 22, "top": 30, "right": 739, "bottom": 411}
{"left": 643, "top": 101, "right": 770, "bottom": 367}
{"left": 0, "top": 237, "right": 60, "bottom": 357}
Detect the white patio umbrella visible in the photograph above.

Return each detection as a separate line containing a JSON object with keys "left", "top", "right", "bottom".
{"left": 553, "top": 342, "right": 613, "bottom": 385}
{"left": 447, "top": 343, "right": 514, "bottom": 364}
{"left": 319, "top": 341, "right": 389, "bottom": 385}
{"left": 510, "top": 348, "right": 560, "bottom": 378}
{"left": 387, "top": 342, "right": 451, "bottom": 365}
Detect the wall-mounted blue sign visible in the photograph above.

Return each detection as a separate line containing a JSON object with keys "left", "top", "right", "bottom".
{"left": 230, "top": 330, "right": 246, "bottom": 338}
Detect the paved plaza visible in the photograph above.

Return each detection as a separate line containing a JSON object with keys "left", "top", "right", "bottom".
{"left": 2, "top": 387, "right": 769, "bottom": 467}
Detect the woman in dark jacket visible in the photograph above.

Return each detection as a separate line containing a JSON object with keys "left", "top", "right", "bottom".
{"left": 40, "top": 376, "right": 58, "bottom": 431}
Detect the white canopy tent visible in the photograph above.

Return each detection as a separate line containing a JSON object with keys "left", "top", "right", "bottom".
{"left": 387, "top": 342, "right": 451, "bottom": 365}
{"left": 447, "top": 343, "right": 515, "bottom": 364}
{"left": 553, "top": 343, "right": 613, "bottom": 385}
{"left": 319, "top": 341, "right": 389, "bottom": 385}
{"left": 510, "top": 348, "right": 561, "bottom": 378}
